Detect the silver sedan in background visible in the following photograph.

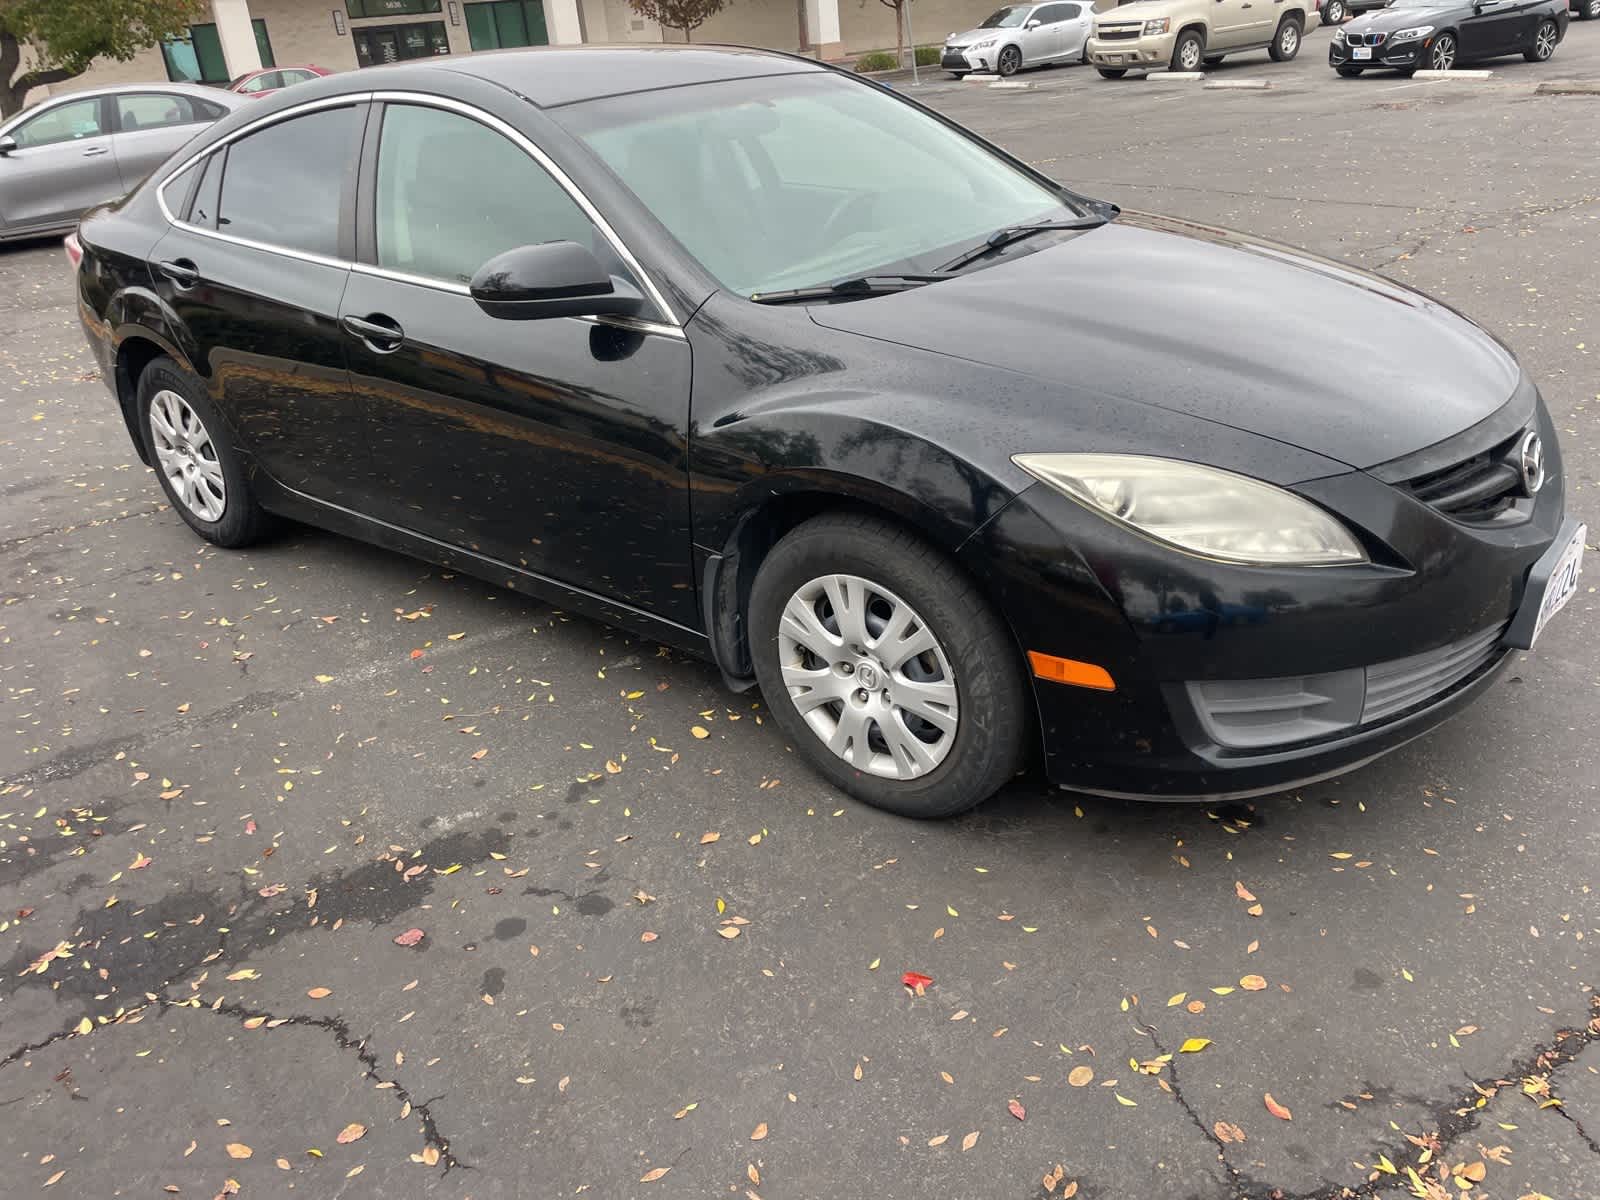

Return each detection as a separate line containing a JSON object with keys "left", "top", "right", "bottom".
{"left": 1, "top": 83, "right": 243, "bottom": 243}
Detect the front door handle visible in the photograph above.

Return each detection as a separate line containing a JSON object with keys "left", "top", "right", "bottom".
{"left": 156, "top": 258, "right": 200, "bottom": 288}
{"left": 341, "top": 313, "right": 405, "bottom": 352}
{"left": 82, "top": 145, "right": 111, "bottom": 157}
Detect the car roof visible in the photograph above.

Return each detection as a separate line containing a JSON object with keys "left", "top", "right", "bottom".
{"left": 415, "top": 44, "right": 825, "bottom": 109}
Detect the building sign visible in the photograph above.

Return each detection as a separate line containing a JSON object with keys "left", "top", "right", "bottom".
{"left": 346, "top": 0, "right": 443, "bottom": 18}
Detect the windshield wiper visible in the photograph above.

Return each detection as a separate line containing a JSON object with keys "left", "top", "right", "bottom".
{"left": 936, "top": 216, "right": 1108, "bottom": 274}
{"left": 750, "top": 273, "right": 953, "bottom": 305}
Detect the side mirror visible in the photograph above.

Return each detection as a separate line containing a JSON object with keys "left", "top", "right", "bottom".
{"left": 0, "top": 136, "right": 17, "bottom": 157}
{"left": 1025, "top": 18, "right": 1042, "bottom": 27}
{"left": 469, "top": 241, "right": 644, "bottom": 322}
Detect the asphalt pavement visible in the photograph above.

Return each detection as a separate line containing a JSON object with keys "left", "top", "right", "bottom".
{"left": 3, "top": 27, "right": 1599, "bottom": 1200}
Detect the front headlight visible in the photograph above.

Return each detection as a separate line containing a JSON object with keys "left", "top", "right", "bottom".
{"left": 970, "top": 36, "right": 996, "bottom": 48}
{"left": 1143, "top": 17, "right": 1171, "bottom": 34}
{"left": 1389, "top": 24, "right": 1434, "bottom": 39}
{"left": 1012, "top": 453, "right": 1368, "bottom": 566}
{"left": 1332, "top": 27, "right": 1345, "bottom": 42}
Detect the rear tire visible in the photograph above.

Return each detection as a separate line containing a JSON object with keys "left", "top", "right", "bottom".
{"left": 1524, "top": 17, "right": 1557, "bottom": 60}
{"left": 1268, "top": 15, "right": 1303, "bottom": 60}
{"left": 1582, "top": 0, "right": 1599, "bottom": 19}
{"left": 1097, "top": 66, "right": 1128, "bottom": 77}
{"left": 136, "top": 357, "right": 268, "bottom": 548}
{"left": 748, "top": 514, "right": 1028, "bottom": 819}
{"left": 1171, "top": 29, "right": 1205, "bottom": 71}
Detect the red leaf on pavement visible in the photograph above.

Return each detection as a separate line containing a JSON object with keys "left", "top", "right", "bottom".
{"left": 1264, "top": 1093, "right": 1293, "bottom": 1121}
{"left": 129, "top": 854, "right": 152, "bottom": 870}
{"left": 393, "top": 928, "right": 425, "bottom": 947}
{"left": 901, "top": 971, "right": 934, "bottom": 990}
{"left": 1008, "top": 1099, "right": 1026, "bottom": 1122}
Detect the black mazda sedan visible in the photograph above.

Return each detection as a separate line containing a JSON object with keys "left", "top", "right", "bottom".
{"left": 1329, "top": 0, "right": 1568, "bottom": 74}
{"left": 73, "top": 46, "right": 1582, "bottom": 818}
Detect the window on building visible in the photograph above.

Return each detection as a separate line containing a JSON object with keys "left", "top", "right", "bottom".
{"left": 12, "top": 98, "right": 105, "bottom": 149}
{"left": 466, "top": 1, "right": 549, "bottom": 50}
{"left": 346, "top": 0, "right": 443, "bottom": 16}
{"left": 216, "top": 105, "right": 360, "bottom": 257}
{"left": 352, "top": 21, "right": 451, "bottom": 67}
{"left": 374, "top": 103, "right": 598, "bottom": 284}
{"left": 162, "top": 19, "right": 275, "bottom": 84}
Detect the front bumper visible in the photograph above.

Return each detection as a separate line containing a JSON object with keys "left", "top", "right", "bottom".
{"left": 1328, "top": 33, "right": 1427, "bottom": 69}
{"left": 941, "top": 45, "right": 998, "bottom": 71}
{"left": 958, "top": 392, "right": 1569, "bottom": 799}
{"left": 1086, "top": 32, "right": 1178, "bottom": 69}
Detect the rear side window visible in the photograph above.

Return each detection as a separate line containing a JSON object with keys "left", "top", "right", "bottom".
{"left": 186, "top": 153, "right": 225, "bottom": 228}
{"left": 117, "top": 93, "right": 202, "bottom": 132}
{"left": 217, "top": 105, "right": 358, "bottom": 257}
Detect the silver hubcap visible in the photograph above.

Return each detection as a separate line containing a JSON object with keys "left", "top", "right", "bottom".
{"left": 1281, "top": 26, "right": 1298, "bottom": 53}
{"left": 777, "top": 574, "right": 959, "bottom": 781}
{"left": 1433, "top": 37, "right": 1454, "bottom": 69}
{"left": 149, "top": 390, "right": 226, "bottom": 522}
{"left": 1179, "top": 41, "right": 1200, "bottom": 68}
{"left": 1536, "top": 24, "right": 1555, "bottom": 56}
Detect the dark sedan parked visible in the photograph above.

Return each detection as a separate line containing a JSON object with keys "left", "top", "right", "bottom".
{"left": 1330, "top": 0, "right": 1568, "bottom": 73}
{"left": 72, "top": 47, "right": 1581, "bottom": 817}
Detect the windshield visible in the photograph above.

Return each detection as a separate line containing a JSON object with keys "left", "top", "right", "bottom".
{"left": 979, "top": 6, "right": 1033, "bottom": 26}
{"left": 559, "top": 73, "right": 1081, "bottom": 297}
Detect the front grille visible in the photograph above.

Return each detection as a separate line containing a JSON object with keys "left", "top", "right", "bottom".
{"left": 1096, "top": 26, "right": 1142, "bottom": 40}
{"left": 1361, "top": 625, "right": 1506, "bottom": 724}
{"left": 1403, "top": 429, "right": 1527, "bottom": 523}
{"left": 1346, "top": 30, "right": 1388, "bottom": 45}
{"left": 1185, "top": 623, "right": 1508, "bottom": 752}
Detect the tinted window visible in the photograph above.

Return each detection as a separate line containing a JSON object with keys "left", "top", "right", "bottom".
{"left": 14, "top": 98, "right": 104, "bottom": 149}
{"left": 375, "top": 104, "right": 596, "bottom": 284}
{"left": 217, "top": 105, "right": 358, "bottom": 256}
{"left": 194, "top": 98, "right": 228, "bottom": 121}
{"left": 117, "top": 93, "right": 201, "bottom": 132}
{"left": 1033, "top": 5, "right": 1066, "bottom": 21}
{"left": 187, "top": 152, "right": 225, "bottom": 228}
{"left": 280, "top": 70, "right": 317, "bottom": 85}
{"left": 1055, "top": 4, "right": 1083, "bottom": 19}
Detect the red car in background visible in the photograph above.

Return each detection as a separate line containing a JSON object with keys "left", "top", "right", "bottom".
{"left": 227, "top": 66, "right": 332, "bottom": 98}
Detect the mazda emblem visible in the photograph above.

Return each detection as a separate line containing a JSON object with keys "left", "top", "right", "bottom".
{"left": 1517, "top": 430, "right": 1546, "bottom": 497}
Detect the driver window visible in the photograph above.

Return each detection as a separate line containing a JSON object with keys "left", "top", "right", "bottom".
{"left": 374, "top": 103, "right": 606, "bottom": 286}
{"left": 14, "top": 98, "right": 104, "bottom": 149}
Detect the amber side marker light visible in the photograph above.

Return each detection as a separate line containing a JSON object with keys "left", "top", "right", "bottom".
{"left": 1027, "top": 652, "right": 1116, "bottom": 691}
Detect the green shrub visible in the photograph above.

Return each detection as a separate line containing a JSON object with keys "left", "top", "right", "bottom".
{"left": 914, "top": 45, "right": 940, "bottom": 66}
{"left": 855, "top": 51, "right": 899, "bottom": 72}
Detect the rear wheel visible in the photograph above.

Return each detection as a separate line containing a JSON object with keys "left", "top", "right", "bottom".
{"left": 1336, "top": 63, "right": 1364, "bottom": 75}
{"left": 136, "top": 358, "right": 268, "bottom": 548}
{"left": 1524, "top": 17, "right": 1558, "bottom": 60}
{"left": 1323, "top": 0, "right": 1347, "bottom": 22}
{"left": 1269, "top": 15, "right": 1303, "bottom": 60}
{"left": 748, "top": 514, "right": 1028, "bottom": 819}
{"left": 1171, "top": 29, "right": 1205, "bottom": 71}
{"left": 1097, "top": 66, "right": 1128, "bottom": 77}
{"left": 997, "top": 44, "right": 1023, "bottom": 75}
{"left": 1582, "top": 0, "right": 1599, "bottom": 19}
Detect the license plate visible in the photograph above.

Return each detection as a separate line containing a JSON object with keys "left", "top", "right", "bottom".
{"left": 1530, "top": 523, "right": 1585, "bottom": 646}
{"left": 1352, "top": 46, "right": 1372, "bottom": 59}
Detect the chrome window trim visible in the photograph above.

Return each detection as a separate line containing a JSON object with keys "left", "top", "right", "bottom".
{"left": 152, "top": 89, "right": 682, "bottom": 330}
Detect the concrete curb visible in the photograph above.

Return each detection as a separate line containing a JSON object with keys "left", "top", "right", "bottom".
{"left": 964, "top": 72, "right": 1001, "bottom": 82}
{"left": 1535, "top": 80, "right": 1600, "bottom": 95}
{"left": 1145, "top": 71, "right": 1204, "bottom": 82}
{"left": 1204, "top": 79, "right": 1273, "bottom": 89}
{"left": 1415, "top": 68, "right": 1494, "bottom": 79}
{"left": 988, "top": 80, "right": 1035, "bottom": 89}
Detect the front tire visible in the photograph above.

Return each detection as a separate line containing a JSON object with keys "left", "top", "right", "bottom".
{"left": 996, "top": 44, "right": 1023, "bottom": 75}
{"left": 1425, "top": 31, "right": 1456, "bottom": 69}
{"left": 1582, "top": 0, "right": 1599, "bottom": 20}
{"left": 748, "top": 514, "right": 1028, "bottom": 819}
{"left": 1269, "top": 15, "right": 1302, "bottom": 60}
{"left": 137, "top": 358, "right": 267, "bottom": 548}
{"left": 1171, "top": 29, "right": 1205, "bottom": 71}
{"left": 1525, "top": 18, "right": 1558, "bottom": 60}
{"left": 1323, "top": 0, "right": 1347, "bottom": 23}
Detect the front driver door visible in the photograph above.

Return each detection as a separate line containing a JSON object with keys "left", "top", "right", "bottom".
{"left": 0, "top": 96, "right": 119, "bottom": 232}
{"left": 1459, "top": 0, "right": 1522, "bottom": 54}
{"left": 341, "top": 99, "right": 697, "bottom": 627}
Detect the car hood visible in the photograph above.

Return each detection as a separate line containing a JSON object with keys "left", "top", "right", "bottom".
{"left": 807, "top": 213, "right": 1521, "bottom": 470}
{"left": 946, "top": 26, "right": 1015, "bottom": 45}
{"left": 1347, "top": 5, "right": 1457, "bottom": 31}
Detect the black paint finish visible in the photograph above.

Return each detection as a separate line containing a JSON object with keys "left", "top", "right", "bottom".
{"left": 73, "top": 45, "right": 1568, "bottom": 800}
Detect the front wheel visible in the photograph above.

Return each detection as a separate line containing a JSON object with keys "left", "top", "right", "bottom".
{"left": 1581, "top": 0, "right": 1599, "bottom": 20}
{"left": 1097, "top": 66, "right": 1128, "bottom": 77}
{"left": 1171, "top": 29, "right": 1205, "bottom": 71}
{"left": 1425, "top": 31, "right": 1456, "bottom": 69}
{"left": 996, "top": 44, "right": 1023, "bottom": 75}
{"left": 1524, "top": 18, "right": 1558, "bottom": 60}
{"left": 137, "top": 358, "right": 268, "bottom": 548}
{"left": 1269, "top": 16, "right": 1303, "bottom": 60}
{"left": 1323, "top": 0, "right": 1347, "bottom": 23}
{"left": 748, "top": 514, "right": 1029, "bottom": 819}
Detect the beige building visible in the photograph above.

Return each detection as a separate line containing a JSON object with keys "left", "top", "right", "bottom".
{"left": 33, "top": 0, "right": 1054, "bottom": 106}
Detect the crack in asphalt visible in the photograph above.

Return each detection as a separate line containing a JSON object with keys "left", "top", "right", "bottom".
{"left": 1136, "top": 994, "right": 1600, "bottom": 1200}
{"left": 0, "top": 501, "right": 165, "bottom": 557}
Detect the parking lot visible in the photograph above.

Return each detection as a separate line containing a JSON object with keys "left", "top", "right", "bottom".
{"left": 3, "top": 28, "right": 1599, "bottom": 1200}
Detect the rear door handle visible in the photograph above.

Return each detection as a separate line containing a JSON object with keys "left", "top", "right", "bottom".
{"left": 82, "top": 146, "right": 111, "bottom": 157}
{"left": 341, "top": 313, "right": 405, "bottom": 352}
{"left": 156, "top": 258, "right": 200, "bottom": 288}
